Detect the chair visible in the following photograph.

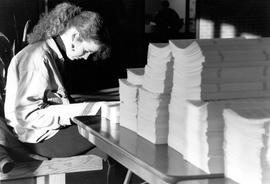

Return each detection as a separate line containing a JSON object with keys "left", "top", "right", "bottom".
{"left": 0, "top": 36, "right": 103, "bottom": 184}
{"left": 0, "top": 154, "right": 102, "bottom": 184}
{"left": 0, "top": 115, "right": 103, "bottom": 184}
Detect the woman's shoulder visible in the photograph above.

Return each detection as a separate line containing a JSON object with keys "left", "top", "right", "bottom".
{"left": 17, "top": 41, "right": 49, "bottom": 60}
{"left": 12, "top": 40, "right": 52, "bottom": 71}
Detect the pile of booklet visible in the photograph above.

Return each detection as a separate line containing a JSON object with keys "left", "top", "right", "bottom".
{"left": 168, "top": 98, "right": 270, "bottom": 175}
{"left": 118, "top": 67, "right": 144, "bottom": 132}
{"left": 168, "top": 99, "right": 225, "bottom": 173}
{"left": 118, "top": 83, "right": 139, "bottom": 131}
{"left": 137, "top": 87, "right": 170, "bottom": 144}
{"left": 118, "top": 37, "right": 270, "bottom": 150}
{"left": 223, "top": 100, "right": 270, "bottom": 184}
{"left": 126, "top": 68, "right": 144, "bottom": 85}
{"left": 169, "top": 40, "right": 205, "bottom": 100}
{"left": 142, "top": 43, "right": 173, "bottom": 94}
{"left": 168, "top": 40, "right": 220, "bottom": 172}
{"left": 170, "top": 38, "right": 270, "bottom": 100}
{"left": 137, "top": 43, "right": 173, "bottom": 144}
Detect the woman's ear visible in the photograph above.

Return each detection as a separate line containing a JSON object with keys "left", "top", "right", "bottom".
{"left": 71, "top": 28, "right": 81, "bottom": 42}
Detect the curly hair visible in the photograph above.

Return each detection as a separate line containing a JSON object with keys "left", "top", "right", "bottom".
{"left": 27, "top": 2, "right": 81, "bottom": 44}
{"left": 68, "top": 11, "right": 111, "bottom": 60}
{"left": 27, "top": 2, "right": 111, "bottom": 60}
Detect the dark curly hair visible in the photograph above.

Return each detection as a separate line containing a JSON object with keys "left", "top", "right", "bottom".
{"left": 27, "top": 2, "right": 111, "bottom": 60}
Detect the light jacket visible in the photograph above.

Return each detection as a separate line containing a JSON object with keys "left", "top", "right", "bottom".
{"left": 4, "top": 38, "right": 73, "bottom": 143}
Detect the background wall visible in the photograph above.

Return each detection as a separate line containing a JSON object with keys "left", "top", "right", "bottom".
{"left": 0, "top": 0, "right": 145, "bottom": 93}
{"left": 198, "top": 0, "right": 270, "bottom": 38}
{"left": 2, "top": 0, "right": 270, "bottom": 93}
{"left": 0, "top": 0, "right": 41, "bottom": 52}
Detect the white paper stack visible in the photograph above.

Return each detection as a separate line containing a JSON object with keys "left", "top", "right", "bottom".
{"left": 170, "top": 38, "right": 270, "bottom": 100}
{"left": 142, "top": 43, "right": 173, "bottom": 94}
{"left": 118, "top": 68, "right": 144, "bottom": 132}
{"left": 223, "top": 101, "right": 270, "bottom": 184}
{"left": 206, "top": 38, "right": 270, "bottom": 100}
{"left": 168, "top": 98, "right": 270, "bottom": 174}
{"left": 136, "top": 43, "right": 173, "bottom": 144}
{"left": 118, "top": 79, "right": 140, "bottom": 132}
{"left": 168, "top": 100, "right": 225, "bottom": 174}
{"left": 137, "top": 87, "right": 170, "bottom": 144}
{"left": 100, "top": 102, "right": 120, "bottom": 124}
{"left": 126, "top": 68, "right": 144, "bottom": 85}
{"left": 168, "top": 40, "right": 211, "bottom": 171}
{"left": 169, "top": 40, "right": 205, "bottom": 100}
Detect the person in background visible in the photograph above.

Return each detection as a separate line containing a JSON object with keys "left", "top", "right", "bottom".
{"left": 154, "top": 0, "right": 183, "bottom": 41}
{"left": 4, "top": 2, "right": 111, "bottom": 159}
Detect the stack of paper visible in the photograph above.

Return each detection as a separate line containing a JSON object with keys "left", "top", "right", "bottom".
{"left": 100, "top": 102, "right": 120, "bottom": 124}
{"left": 169, "top": 40, "right": 205, "bottom": 100}
{"left": 137, "top": 87, "right": 170, "bottom": 144}
{"left": 168, "top": 98, "right": 270, "bottom": 174}
{"left": 126, "top": 68, "right": 144, "bottom": 85}
{"left": 136, "top": 43, "right": 173, "bottom": 144}
{"left": 223, "top": 102, "right": 270, "bottom": 184}
{"left": 142, "top": 43, "right": 173, "bottom": 94}
{"left": 168, "top": 40, "right": 210, "bottom": 169}
{"left": 207, "top": 38, "right": 269, "bottom": 100}
{"left": 168, "top": 100, "right": 225, "bottom": 174}
{"left": 170, "top": 38, "right": 270, "bottom": 100}
{"left": 118, "top": 79, "right": 140, "bottom": 132}
{"left": 118, "top": 68, "right": 144, "bottom": 132}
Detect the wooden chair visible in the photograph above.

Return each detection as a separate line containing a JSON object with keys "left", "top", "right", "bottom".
{"left": 0, "top": 39, "right": 103, "bottom": 184}
{"left": 0, "top": 154, "right": 102, "bottom": 184}
{"left": 0, "top": 116, "right": 103, "bottom": 184}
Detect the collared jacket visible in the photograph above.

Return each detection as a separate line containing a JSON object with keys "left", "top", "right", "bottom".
{"left": 4, "top": 38, "right": 79, "bottom": 143}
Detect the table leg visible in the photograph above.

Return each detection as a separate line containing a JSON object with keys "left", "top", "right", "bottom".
{"left": 123, "top": 170, "right": 132, "bottom": 184}
{"left": 106, "top": 157, "right": 127, "bottom": 184}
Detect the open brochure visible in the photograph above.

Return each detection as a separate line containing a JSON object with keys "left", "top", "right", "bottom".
{"left": 46, "top": 101, "right": 120, "bottom": 124}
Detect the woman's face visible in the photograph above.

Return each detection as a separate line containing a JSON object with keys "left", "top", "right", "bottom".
{"left": 67, "top": 36, "right": 100, "bottom": 61}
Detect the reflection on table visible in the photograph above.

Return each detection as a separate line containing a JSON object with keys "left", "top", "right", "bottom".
{"left": 74, "top": 116, "right": 224, "bottom": 184}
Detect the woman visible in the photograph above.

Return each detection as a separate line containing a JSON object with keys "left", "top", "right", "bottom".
{"left": 4, "top": 2, "right": 110, "bottom": 158}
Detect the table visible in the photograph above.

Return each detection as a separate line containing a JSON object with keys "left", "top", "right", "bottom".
{"left": 174, "top": 178, "right": 237, "bottom": 184}
{"left": 73, "top": 115, "right": 226, "bottom": 184}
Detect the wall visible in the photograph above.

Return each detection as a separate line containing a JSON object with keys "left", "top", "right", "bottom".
{"left": 198, "top": 0, "right": 270, "bottom": 38}
{"left": 0, "top": 0, "right": 41, "bottom": 52}
{"left": 0, "top": 0, "right": 145, "bottom": 93}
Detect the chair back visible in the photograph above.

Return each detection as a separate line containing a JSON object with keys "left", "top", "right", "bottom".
{"left": 0, "top": 32, "right": 13, "bottom": 117}
{"left": 0, "top": 57, "right": 5, "bottom": 117}
{"left": 0, "top": 32, "right": 19, "bottom": 173}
